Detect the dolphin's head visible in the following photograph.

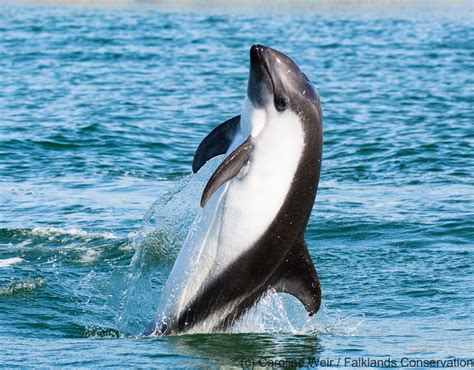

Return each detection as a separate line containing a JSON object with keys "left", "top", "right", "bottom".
{"left": 246, "top": 45, "right": 320, "bottom": 120}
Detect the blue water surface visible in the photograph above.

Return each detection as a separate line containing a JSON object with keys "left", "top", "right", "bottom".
{"left": 0, "top": 2, "right": 473, "bottom": 367}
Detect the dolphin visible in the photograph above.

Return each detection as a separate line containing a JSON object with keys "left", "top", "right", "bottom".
{"left": 145, "top": 44, "right": 323, "bottom": 335}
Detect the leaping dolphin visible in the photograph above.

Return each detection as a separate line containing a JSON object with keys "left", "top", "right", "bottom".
{"left": 145, "top": 44, "right": 323, "bottom": 335}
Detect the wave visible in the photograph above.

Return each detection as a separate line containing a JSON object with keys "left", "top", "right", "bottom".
{"left": 0, "top": 226, "right": 118, "bottom": 243}
{"left": 0, "top": 225, "right": 131, "bottom": 272}
{"left": 30, "top": 227, "right": 117, "bottom": 241}
{"left": 0, "top": 277, "right": 45, "bottom": 296}
{"left": 0, "top": 257, "right": 24, "bottom": 268}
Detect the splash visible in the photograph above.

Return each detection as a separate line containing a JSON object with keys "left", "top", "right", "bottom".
{"left": 185, "top": 293, "right": 364, "bottom": 337}
{"left": 233, "top": 294, "right": 364, "bottom": 336}
{"left": 116, "top": 157, "right": 222, "bottom": 335}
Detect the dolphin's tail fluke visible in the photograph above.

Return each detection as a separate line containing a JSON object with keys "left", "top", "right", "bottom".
{"left": 268, "top": 238, "right": 322, "bottom": 316}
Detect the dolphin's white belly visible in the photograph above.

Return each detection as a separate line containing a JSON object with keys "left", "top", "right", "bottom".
{"left": 157, "top": 108, "right": 304, "bottom": 325}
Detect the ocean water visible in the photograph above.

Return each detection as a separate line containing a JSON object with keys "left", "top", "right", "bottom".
{"left": 1, "top": 2, "right": 473, "bottom": 367}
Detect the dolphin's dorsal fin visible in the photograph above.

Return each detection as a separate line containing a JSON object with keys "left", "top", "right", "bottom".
{"left": 192, "top": 115, "right": 241, "bottom": 173}
{"left": 269, "top": 238, "right": 321, "bottom": 316}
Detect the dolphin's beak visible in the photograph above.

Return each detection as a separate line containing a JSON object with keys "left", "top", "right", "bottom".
{"left": 247, "top": 45, "right": 274, "bottom": 108}
{"left": 250, "top": 45, "right": 269, "bottom": 73}
{"left": 250, "top": 45, "right": 275, "bottom": 91}
{"left": 248, "top": 45, "right": 291, "bottom": 111}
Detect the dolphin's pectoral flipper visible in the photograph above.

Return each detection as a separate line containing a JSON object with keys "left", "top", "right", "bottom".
{"left": 192, "top": 115, "right": 241, "bottom": 173}
{"left": 269, "top": 238, "right": 321, "bottom": 316}
{"left": 201, "top": 136, "right": 254, "bottom": 207}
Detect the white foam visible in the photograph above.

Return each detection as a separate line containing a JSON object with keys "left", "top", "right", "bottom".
{"left": 0, "top": 257, "right": 24, "bottom": 268}
{"left": 31, "top": 227, "right": 117, "bottom": 240}
{"left": 78, "top": 249, "right": 101, "bottom": 264}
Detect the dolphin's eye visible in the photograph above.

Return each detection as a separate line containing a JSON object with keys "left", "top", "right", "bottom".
{"left": 274, "top": 94, "right": 289, "bottom": 111}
